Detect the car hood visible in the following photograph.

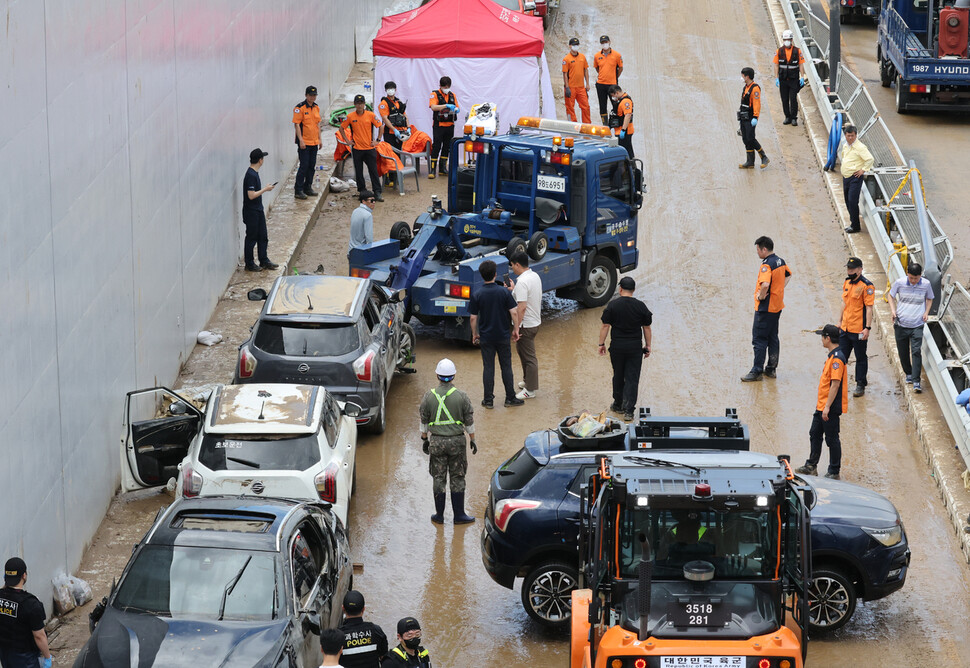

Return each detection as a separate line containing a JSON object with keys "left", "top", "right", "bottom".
{"left": 77, "top": 608, "right": 289, "bottom": 667}
{"left": 803, "top": 475, "right": 900, "bottom": 527}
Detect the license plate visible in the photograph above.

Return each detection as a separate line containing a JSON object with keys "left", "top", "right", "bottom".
{"left": 660, "top": 657, "right": 744, "bottom": 667}
{"left": 666, "top": 601, "right": 729, "bottom": 627}
{"left": 536, "top": 174, "right": 566, "bottom": 192}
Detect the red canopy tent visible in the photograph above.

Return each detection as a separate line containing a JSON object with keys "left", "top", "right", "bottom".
{"left": 371, "top": 0, "right": 556, "bottom": 141}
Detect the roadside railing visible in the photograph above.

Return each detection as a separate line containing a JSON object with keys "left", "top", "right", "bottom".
{"left": 781, "top": 0, "right": 970, "bottom": 475}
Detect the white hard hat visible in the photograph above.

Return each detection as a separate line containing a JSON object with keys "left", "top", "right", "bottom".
{"left": 436, "top": 358, "right": 457, "bottom": 377}
{"left": 782, "top": 29, "right": 794, "bottom": 40}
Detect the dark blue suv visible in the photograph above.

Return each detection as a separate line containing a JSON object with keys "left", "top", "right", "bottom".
{"left": 480, "top": 411, "right": 910, "bottom": 633}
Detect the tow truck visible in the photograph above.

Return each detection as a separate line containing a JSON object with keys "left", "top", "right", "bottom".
{"left": 348, "top": 117, "right": 642, "bottom": 341}
{"left": 878, "top": 0, "right": 970, "bottom": 112}
{"left": 571, "top": 444, "right": 812, "bottom": 667}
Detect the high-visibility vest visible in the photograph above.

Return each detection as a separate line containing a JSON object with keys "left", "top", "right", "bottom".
{"left": 777, "top": 46, "right": 801, "bottom": 79}
{"left": 390, "top": 646, "right": 431, "bottom": 664}
{"left": 672, "top": 526, "right": 707, "bottom": 539}
{"left": 428, "top": 387, "right": 462, "bottom": 427}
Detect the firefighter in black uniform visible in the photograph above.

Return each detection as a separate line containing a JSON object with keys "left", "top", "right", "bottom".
{"left": 428, "top": 76, "right": 460, "bottom": 179}
{"left": 738, "top": 67, "right": 769, "bottom": 169}
{"left": 774, "top": 29, "right": 806, "bottom": 126}
{"left": 382, "top": 617, "right": 431, "bottom": 668}
{"left": 338, "top": 590, "right": 388, "bottom": 668}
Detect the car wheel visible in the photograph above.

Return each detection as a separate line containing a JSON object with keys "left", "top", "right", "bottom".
{"left": 396, "top": 323, "right": 416, "bottom": 370}
{"left": 579, "top": 254, "right": 617, "bottom": 307}
{"left": 808, "top": 566, "right": 857, "bottom": 633}
{"left": 365, "top": 388, "right": 387, "bottom": 435}
{"left": 521, "top": 561, "right": 578, "bottom": 629}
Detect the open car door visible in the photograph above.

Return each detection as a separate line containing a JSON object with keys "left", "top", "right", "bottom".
{"left": 121, "top": 387, "right": 202, "bottom": 492}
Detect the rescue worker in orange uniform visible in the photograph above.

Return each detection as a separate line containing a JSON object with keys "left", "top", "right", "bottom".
{"left": 428, "top": 76, "right": 460, "bottom": 179}
{"left": 839, "top": 256, "right": 876, "bottom": 397}
{"left": 738, "top": 67, "right": 769, "bottom": 169}
{"left": 593, "top": 35, "right": 623, "bottom": 125}
{"left": 292, "top": 85, "right": 322, "bottom": 199}
{"left": 607, "top": 85, "right": 634, "bottom": 158}
{"left": 742, "top": 236, "right": 792, "bottom": 382}
{"left": 339, "top": 94, "right": 384, "bottom": 201}
{"left": 562, "top": 38, "right": 591, "bottom": 123}
{"left": 773, "top": 29, "right": 806, "bottom": 126}
{"left": 796, "top": 324, "right": 849, "bottom": 480}
{"left": 378, "top": 81, "right": 408, "bottom": 150}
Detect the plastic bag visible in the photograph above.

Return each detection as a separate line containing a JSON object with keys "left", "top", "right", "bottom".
{"left": 69, "top": 575, "right": 93, "bottom": 606}
{"left": 329, "top": 176, "right": 352, "bottom": 193}
{"left": 51, "top": 574, "right": 75, "bottom": 614}
{"left": 571, "top": 417, "right": 606, "bottom": 439}
{"left": 197, "top": 330, "right": 223, "bottom": 346}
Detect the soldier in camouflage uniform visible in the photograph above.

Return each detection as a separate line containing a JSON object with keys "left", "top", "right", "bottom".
{"left": 419, "top": 358, "right": 477, "bottom": 525}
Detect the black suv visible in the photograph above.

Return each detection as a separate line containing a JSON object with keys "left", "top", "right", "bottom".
{"left": 75, "top": 496, "right": 352, "bottom": 667}
{"left": 236, "top": 275, "right": 415, "bottom": 433}
{"left": 481, "top": 410, "right": 910, "bottom": 633}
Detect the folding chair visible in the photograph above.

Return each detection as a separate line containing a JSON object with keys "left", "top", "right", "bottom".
{"left": 395, "top": 142, "right": 432, "bottom": 177}
{"left": 334, "top": 135, "right": 353, "bottom": 179}
{"left": 380, "top": 148, "right": 420, "bottom": 196}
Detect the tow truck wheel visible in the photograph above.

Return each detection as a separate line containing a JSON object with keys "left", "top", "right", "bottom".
{"left": 507, "top": 236, "right": 527, "bottom": 259}
{"left": 579, "top": 254, "right": 617, "bottom": 307}
{"left": 521, "top": 561, "right": 578, "bottom": 629}
{"left": 390, "top": 221, "right": 412, "bottom": 247}
{"left": 878, "top": 47, "right": 893, "bottom": 88}
{"left": 895, "top": 75, "right": 910, "bottom": 114}
{"left": 808, "top": 566, "right": 857, "bottom": 633}
{"left": 528, "top": 231, "right": 548, "bottom": 261}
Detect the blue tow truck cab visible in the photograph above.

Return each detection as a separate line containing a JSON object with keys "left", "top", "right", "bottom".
{"left": 348, "top": 117, "right": 642, "bottom": 341}
{"left": 877, "top": 0, "right": 970, "bottom": 112}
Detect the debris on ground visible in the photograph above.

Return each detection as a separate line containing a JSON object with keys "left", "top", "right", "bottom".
{"left": 196, "top": 330, "right": 223, "bottom": 346}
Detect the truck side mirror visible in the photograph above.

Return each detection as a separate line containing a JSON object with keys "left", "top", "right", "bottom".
{"left": 389, "top": 289, "right": 407, "bottom": 303}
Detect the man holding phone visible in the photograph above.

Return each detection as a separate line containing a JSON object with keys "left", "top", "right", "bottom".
{"left": 597, "top": 276, "right": 653, "bottom": 422}
{"left": 242, "top": 148, "right": 278, "bottom": 272}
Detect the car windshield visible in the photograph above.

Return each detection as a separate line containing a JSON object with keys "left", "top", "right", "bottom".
{"left": 254, "top": 322, "right": 359, "bottom": 357}
{"left": 199, "top": 434, "right": 321, "bottom": 471}
{"left": 617, "top": 507, "right": 779, "bottom": 580}
{"left": 113, "top": 545, "right": 279, "bottom": 620}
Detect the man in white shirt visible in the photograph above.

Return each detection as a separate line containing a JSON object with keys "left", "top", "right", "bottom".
{"left": 510, "top": 250, "right": 543, "bottom": 399}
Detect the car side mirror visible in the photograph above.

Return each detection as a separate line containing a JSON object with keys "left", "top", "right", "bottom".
{"left": 169, "top": 401, "right": 188, "bottom": 415}
{"left": 389, "top": 289, "right": 407, "bottom": 303}
{"left": 247, "top": 288, "right": 268, "bottom": 301}
{"left": 88, "top": 596, "right": 108, "bottom": 634}
{"left": 343, "top": 402, "right": 363, "bottom": 418}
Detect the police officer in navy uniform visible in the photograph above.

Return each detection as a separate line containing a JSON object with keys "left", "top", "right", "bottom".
{"left": 381, "top": 617, "right": 431, "bottom": 668}
{"left": 338, "top": 590, "right": 387, "bottom": 668}
{"left": 0, "top": 558, "right": 52, "bottom": 668}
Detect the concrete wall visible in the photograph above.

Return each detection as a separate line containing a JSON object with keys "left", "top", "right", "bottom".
{"left": 0, "top": 0, "right": 390, "bottom": 611}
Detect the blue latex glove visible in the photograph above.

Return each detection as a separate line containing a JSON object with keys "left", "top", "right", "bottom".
{"left": 393, "top": 129, "right": 401, "bottom": 139}
{"left": 775, "top": 78, "right": 780, "bottom": 87}
{"left": 619, "top": 130, "right": 627, "bottom": 139}
{"left": 43, "top": 658, "right": 52, "bottom": 668}
{"left": 751, "top": 118, "right": 758, "bottom": 127}
{"left": 957, "top": 388, "right": 970, "bottom": 414}
{"left": 445, "top": 104, "right": 457, "bottom": 112}
{"left": 799, "top": 76, "right": 805, "bottom": 87}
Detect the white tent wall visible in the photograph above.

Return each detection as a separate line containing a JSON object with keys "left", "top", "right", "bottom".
{"left": 373, "top": 51, "right": 557, "bottom": 142}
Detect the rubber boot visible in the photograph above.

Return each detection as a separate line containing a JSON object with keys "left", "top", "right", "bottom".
{"left": 451, "top": 492, "right": 475, "bottom": 524}
{"left": 600, "top": 113, "right": 608, "bottom": 126}
{"left": 739, "top": 150, "right": 755, "bottom": 169}
{"left": 759, "top": 149, "right": 770, "bottom": 169}
{"left": 430, "top": 493, "right": 446, "bottom": 524}
{"left": 428, "top": 158, "right": 437, "bottom": 179}
{"left": 438, "top": 157, "right": 448, "bottom": 175}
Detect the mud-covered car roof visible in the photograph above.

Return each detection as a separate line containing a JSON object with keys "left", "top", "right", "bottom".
{"left": 262, "top": 275, "right": 369, "bottom": 323}
{"left": 205, "top": 383, "right": 324, "bottom": 435}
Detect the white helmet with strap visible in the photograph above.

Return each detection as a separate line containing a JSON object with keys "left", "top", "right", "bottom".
{"left": 782, "top": 29, "right": 794, "bottom": 41}
{"left": 435, "top": 358, "right": 457, "bottom": 379}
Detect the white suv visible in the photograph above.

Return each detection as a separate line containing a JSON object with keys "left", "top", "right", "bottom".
{"left": 120, "top": 383, "right": 359, "bottom": 525}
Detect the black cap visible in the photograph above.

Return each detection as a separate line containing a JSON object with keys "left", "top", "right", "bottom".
{"left": 306, "top": 85, "right": 318, "bottom": 96}
{"left": 846, "top": 256, "right": 863, "bottom": 269}
{"left": 619, "top": 276, "right": 636, "bottom": 290}
{"left": 343, "top": 590, "right": 365, "bottom": 614}
{"left": 4, "top": 557, "right": 26, "bottom": 586}
{"left": 569, "top": 37, "right": 579, "bottom": 46}
{"left": 354, "top": 94, "right": 366, "bottom": 104}
{"left": 397, "top": 617, "right": 421, "bottom": 635}
{"left": 600, "top": 35, "right": 611, "bottom": 43}
{"left": 249, "top": 148, "right": 268, "bottom": 164}
{"left": 815, "top": 324, "right": 841, "bottom": 340}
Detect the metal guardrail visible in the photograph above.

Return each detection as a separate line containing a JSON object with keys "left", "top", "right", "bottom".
{"left": 782, "top": 0, "right": 970, "bottom": 475}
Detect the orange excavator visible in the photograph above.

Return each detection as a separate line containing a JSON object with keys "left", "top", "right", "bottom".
{"left": 571, "top": 449, "right": 813, "bottom": 668}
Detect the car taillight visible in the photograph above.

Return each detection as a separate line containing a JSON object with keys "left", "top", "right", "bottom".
{"left": 353, "top": 350, "right": 377, "bottom": 381}
{"left": 314, "top": 462, "right": 339, "bottom": 503}
{"left": 447, "top": 283, "right": 471, "bottom": 299}
{"left": 909, "top": 84, "right": 929, "bottom": 93}
{"left": 464, "top": 140, "right": 486, "bottom": 154}
{"left": 493, "top": 498, "right": 540, "bottom": 532}
{"left": 238, "top": 345, "right": 256, "bottom": 379}
{"left": 350, "top": 268, "right": 372, "bottom": 279}
{"left": 182, "top": 465, "right": 203, "bottom": 497}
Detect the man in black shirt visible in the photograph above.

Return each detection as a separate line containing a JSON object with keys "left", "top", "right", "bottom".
{"left": 382, "top": 617, "right": 431, "bottom": 668}
{"left": 469, "top": 260, "right": 524, "bottom": 409}
{"left": 338, "top": 590, "right": 387, "bottom": 668}
{"left": 598, "top": 276, "right": 653, "bottom": 422}
{"left": 242, "top": 148, "right": 278, "bottom": 272}
{"left": 0, "top": 558, "right": 52, "bottom": 668}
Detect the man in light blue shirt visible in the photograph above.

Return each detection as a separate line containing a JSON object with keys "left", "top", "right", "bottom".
{"left": 349, "top": 190, "right": 376, "bottom": 252}
{"left": 887, "top": 261, "right": 935, "bottom": 392}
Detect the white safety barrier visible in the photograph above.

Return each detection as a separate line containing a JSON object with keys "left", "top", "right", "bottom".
{"left": 780, "top": 0, "right": 970, "bottom": 475}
